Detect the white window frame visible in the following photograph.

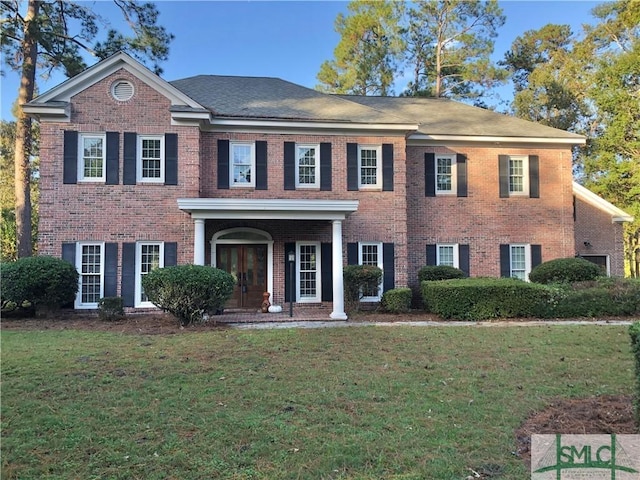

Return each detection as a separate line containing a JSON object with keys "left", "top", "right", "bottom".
{"left": 296, "top": 242, "right": 321, "bottom": 303}
{"left": 78, "top": 133, "right": 106, "bottom": 182}
{"left": 230, "top": 142, "right": 255, "bottom": 188}
{"left": 436, "top": 243, "right": 459, "bottom": 268}
{"left": 135, "top": 241, "right": 164, "bottom": 308}
{"left": 510, "top": 244, "right": 532, "bottom": 281}
{"left": 435, "top": 154, "right": 457, "bottom": 195}
{"left": 75, "top": 242, "right": 104, "bottom": 309}
{"left": 295, "top": 144, "right": 320, "bottom": 189}
{"left": 508, "top": 155, "right": 529, "bottom": 196}
{"left": 358, "top": 145, "right": 382, "bottom": 190}
{"left": 137, "top": 135, "right": 165, "bottom": 183}
{"left": 359, "top": 242, "right": 383, "bottom": 302}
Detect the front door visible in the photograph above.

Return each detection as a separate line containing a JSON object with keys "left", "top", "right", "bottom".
{"left": 216, "top": 244, "right": 267, "bottom": 309}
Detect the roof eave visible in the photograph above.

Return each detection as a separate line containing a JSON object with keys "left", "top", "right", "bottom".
{"left": 573, "top": 182, "right": 634, "bottom": 223}
{"left": 408, "top": 133, "right": 586, "bottom": 145}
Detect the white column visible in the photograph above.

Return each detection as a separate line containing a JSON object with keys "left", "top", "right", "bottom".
{"left": 194, "top": 218, "right": 205, "bottom": 265}
{"left": 330, "top": 220, "right": 347, "bottom": 320}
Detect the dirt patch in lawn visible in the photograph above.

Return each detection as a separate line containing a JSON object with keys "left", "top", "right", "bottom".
{"left": 514, "top": 394, "right": 638, "bottom": 470}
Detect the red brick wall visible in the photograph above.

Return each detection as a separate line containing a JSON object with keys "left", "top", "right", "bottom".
{"left": 574, "top": 197, "right": 626, "bottom": 276}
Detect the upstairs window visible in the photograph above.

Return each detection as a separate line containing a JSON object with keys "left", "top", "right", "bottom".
{"left": 436, "top": 155, "right": 457, "bottom": 194}
{"left": 138, "top": 136, "right": 165, "bottom": 182}
{"left": 79, "top": 134, "right": 106, "bottom": 182}
{"left": 499, "top": 155, "right": 538, "bottom": 198}
{"left": 230, "top": 142, "right": 255, "bottom": 187}
{"left": 358, "top": 145, "right": 381, "bottom": 189}
{"left": 296, "top": 144, "right": 319, "bottom": 188}
{"left": 509, "top": 156, "right": 528, "bottom": 195}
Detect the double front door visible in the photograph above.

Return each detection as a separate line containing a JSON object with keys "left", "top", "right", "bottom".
{"left": 216, "top": 244, "right": 267, "bottom": 309}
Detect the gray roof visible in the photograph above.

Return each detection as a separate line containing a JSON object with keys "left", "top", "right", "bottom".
{"left": 170, "top": 75, "right": 409, "bottom": 124}
{"left": 338, "top": 95, "right": 585, "bottom": 139}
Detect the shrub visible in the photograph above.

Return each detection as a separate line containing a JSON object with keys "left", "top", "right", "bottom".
{"left": 141, "top": 265, "right": 234, "bottom": 326}
{"left": 630, "top": 322, "right": 640, "bottom": 427}
{"left": 381, "top": 288, "right": 412, "bottom": 314}
{"left": 418, "top": 265, "right": 465, "bottom": 282}
{"left": 421, "top": 277, "right": 552, "bottom": 320}
{"left": 529, "top": 257, "right": 602, "bottom": 284}
{"left": 98, "top": 297, "right": 125, "bottom": 321}
{"left": 343, "top": 265, "right": 383, "bottom": 313}
{"left": 0, "top": 256, "right": 78, "bottom": 315}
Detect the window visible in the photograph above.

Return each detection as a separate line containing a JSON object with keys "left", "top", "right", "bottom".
{"left": 435, "top": 155, "right": 457, "bottom": 194}
{"left": 138, "top": 136, "right": 164, "bottom": 182}
{"left": 135, "top": 242, "right": 164, "bottom": 307}
{"left": 296, "top": 144, "right": 319, "bottom": 188}
{"left": 510, "top": 244, "right": 531, "bottom": 281}
{"left": 76, "top": 242, "right": 104, "bottom": 308}
{"left": 78, "top": 134, "right": 106, "bottom": 181}
{"left": 230, "top": 142, "right": 255, "bottom": 187}
{"left": 508, "top": 156, "right": 529, "bottom": 195}
{"left": 437, "top": 244, "right": 459, "bottom": 268}
{"left": 359, "top": 242, "right": 383, "bottom": 301}
{"left": 297, "top": 243, "right": 321, "bottom": 302}
{"left": 358, "top": 145, "right": 381, "bottom": 189}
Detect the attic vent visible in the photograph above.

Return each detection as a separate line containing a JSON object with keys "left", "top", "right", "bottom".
{"left": 111, "top": 80, "right": 134, "bottom": 101}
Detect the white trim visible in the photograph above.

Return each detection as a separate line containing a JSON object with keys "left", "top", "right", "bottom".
{"left": 358, "top": 145, "right": 382, "bottom": 190}
{"left": 408, "top": 133, "right": 586, "bottom": 145}
{"left": 296, "top": 242, "right": 322, "bottom": 303}
{"left": 78, "top": 133, "right": 106, "bottom": 182}
{"left": 230, "top": 142, "right": 256, "bottom": 188}
{"left": 75, "top": 242, "right": 105, "bottom": 309}
{"left": 573, "top": 182, "right": 634, "bottom": 223}
{"left": 507, "top": 155, "right": 530, "bottom": 197}
{"left": 137, "top": 135, "right": 165, "bottom": 183}
{"left": 359, "top": 241, "right": 383, "bottom": 302}
{"left": 436, "top": 243, "right": 459, "bottom": 268}
{"left": 295, "top": 144, "right": 320, "bottom": 189}
{"left": 435, "top": 154, "right": 457, "bottom": 195}
{"left": 135, "top": 242, "right": 164, "bottom": 308}
{"left": 509, "top": 244, "right": 532, "bottom": 281}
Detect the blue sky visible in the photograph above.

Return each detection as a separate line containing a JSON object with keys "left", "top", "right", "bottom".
{"left": 1, "top": 0, "right": 601, "bottom": 120}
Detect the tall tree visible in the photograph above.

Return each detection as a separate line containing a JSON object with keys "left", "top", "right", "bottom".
{"left": 316, "top": 0, "right": 404, "bottom": 95}
{"left": 402, "top": 0, "right": 506, "bottom": 100}
{"left": 1, "top": 0, "right": 174, "bottom": 258}
{"left": 501, "top": 24, "right": 587, "bottom": 131}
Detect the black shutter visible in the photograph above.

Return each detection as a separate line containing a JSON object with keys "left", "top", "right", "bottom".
{"left": 426, "top": 244, "right": 437, "bottom": 266}
{"left": 165, "top": 133, "right": 178, "bottom": 185}
{"left": 63, "top": 130, "right": 78, "bottom": 184}
{"left": 531, "top": 244, "right": 542, "bottom": 269}
{"left": 164, "top": 242, "right": 178, "bottom": 266}
{"left": 456, "top": 154, "right": 467, "bottom": 197}
{"left": 321, "top": 243, "right": 333, "bottom": 301}
{"left": 284, "top": 142, "right": 295, "bottom": 190}
{"left": 106, "top": 132, "right": 119, "bottom": 185}
{"left": 104, "top": 243, "right": 118, "bottom": 297}
{"left": 255, "top": 141, "right": 267, "bottom": 190}
{"left": 123, "top": 132, "right": 137, "bottom": 185}
{"left": 529, "top": 155, "right": 539, "bottom": 198}
{"left": 382, "top": 144, "right": 394, "bottom": 191}
{"left": 320, "top": 143, "right": 332, "bottom": 191}
{"left": 121, "top": 243, "right": 136, "bottom": 307}
{"left": 284, "top": 243, "right": 295, "bottom": 302}
{"left": 383, "top": 243, "right": 395, "bottom": 292}
{"left": 347, "top": 143, "right": 358, "bottom": 191}
{"left": 425, "top": 153, "right": 435, "bottom": 197}
{"left": 62, "top": 242, "right": 76, "bottom": 265}
{"left": 499, "top": 244, "right": 511, "bottom": 278}
{"left": 499, "top": 155, "right": 510, "bottom": 198}
{"left": 347, "top": 242, "right": 358, "bottom": 265}
{"left": 459, "top": 244, "right": 470, "bottom": 277}
{"left": 217, "top": 139, "right": 229, "bottom": 189}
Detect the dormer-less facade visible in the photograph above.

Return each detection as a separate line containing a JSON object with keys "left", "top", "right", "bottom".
{"left": 25, "top": 53, "right": 631, "bottom": 318}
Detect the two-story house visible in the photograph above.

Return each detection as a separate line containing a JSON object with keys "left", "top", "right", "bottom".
{"left": 24, "top": 53, "right": 632, "bottom": 319}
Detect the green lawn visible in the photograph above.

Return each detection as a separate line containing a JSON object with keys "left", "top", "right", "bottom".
{"left": 1, "top": 324, "right": 635, "bottom": 479}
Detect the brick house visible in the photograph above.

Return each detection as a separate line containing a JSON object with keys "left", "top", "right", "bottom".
{"left": 24, "top": 53, "right": 633, "bottom": 318}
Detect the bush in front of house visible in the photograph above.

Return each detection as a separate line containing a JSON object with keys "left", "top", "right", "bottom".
{"left": 421, "top": 277, "right": 552, "bottom": 320}
{"left": 0, "top": 256, "right": 79, "bottom": 316}
{"left": 381, "top": 287, "right": 412, "bottom": 314}
{"left": 529, "top": 257, "right": 602, "bottom": 284}
{"left": 629, "top": 322, "right": 640, "bottom": 427}
{"left": 141, "top": 265, "right": 235, "bottom": 326}
{"left": 418, "top": 265, "right": 466, "bottom": 282}
{"left": 97, "top": 297, "right": 125, "bottom": 321}
{"left": 343, "top": 265, "right": 383, "bottom": 313}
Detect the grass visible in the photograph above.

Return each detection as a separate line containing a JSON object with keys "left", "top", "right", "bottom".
{"left": 1, "top": 324, "right": 636, "bottom": 479}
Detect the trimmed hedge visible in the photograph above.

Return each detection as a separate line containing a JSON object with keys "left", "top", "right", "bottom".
{"left": 381, "top": 288, "right": 412, "bottom": 313}
{"left": 630, "top": 322, "right": 640, "bottom": 427}
{"left": 421, "top": 278, "right": 552, "bottom": 320}
{"left": 343, "top": 265, "right": 382, "bottom": 312}
{"left": 529, "top": 257, "right": 602, "bottom": 284}
{"left": 98, "top": 297, "right": 125, "bottom": 321}
{"left": 418, "top": 265, "right": 465, "bottom": 282}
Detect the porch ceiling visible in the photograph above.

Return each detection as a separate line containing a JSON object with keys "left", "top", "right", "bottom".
{"left": 177, "top": 198, "right": 359, "bottom": 220}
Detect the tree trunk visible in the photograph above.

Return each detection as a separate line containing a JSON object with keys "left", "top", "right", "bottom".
{"left": 14, "top": 0, "right": 39, "bottom": 258}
